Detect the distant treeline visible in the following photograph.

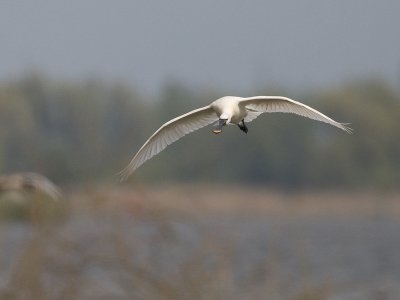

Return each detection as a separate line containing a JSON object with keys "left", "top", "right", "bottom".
{"left": 1, "top": 74, "right": 399, "bottom": 189}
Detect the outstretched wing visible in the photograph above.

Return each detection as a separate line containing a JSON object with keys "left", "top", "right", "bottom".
{"left": 244, "top": 110, "right": 263, "bottom": 122}
{"left": 240, "top": 96, "right": 352, "bottom": 133}
{"left": 120, "top": 106, "right": 218, "bottom": 180}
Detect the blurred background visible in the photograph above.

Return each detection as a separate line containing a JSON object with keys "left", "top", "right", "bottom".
{"left": 1, "top": 1, "right": 400, "bottom": 299}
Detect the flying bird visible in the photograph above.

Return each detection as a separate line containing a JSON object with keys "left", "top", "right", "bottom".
{"left": 120, "top": 96, "right": 351, "bottom": 179}
{"left": 0, "top": 172, "right": 62, "bottom": 200}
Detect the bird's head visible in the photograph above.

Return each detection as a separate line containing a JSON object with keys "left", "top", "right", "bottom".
{"left": 213, "top": 113, "right": 229, "bottom": 134}
{"left": 219, "top": 113, "right": 230, "bottom": 123}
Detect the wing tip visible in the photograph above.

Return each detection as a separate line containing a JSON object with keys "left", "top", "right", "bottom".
{"left": 116, "top": 166, "right": 134, "bottom": 182}
{"left": 339, "top": 123, "right": 353, "bottom": 134}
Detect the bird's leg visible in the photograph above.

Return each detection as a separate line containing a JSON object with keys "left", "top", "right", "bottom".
{"left": 238, "top": 119, "right": 248, "bottom": 134}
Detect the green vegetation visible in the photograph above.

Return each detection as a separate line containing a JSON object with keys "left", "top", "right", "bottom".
{"left": 1, "top": 74, "right": 399, "bottom": 189}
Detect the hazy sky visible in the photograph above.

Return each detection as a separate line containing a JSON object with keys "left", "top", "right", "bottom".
{"left": 1, "top": 0, "right": 399, "bottom": 95}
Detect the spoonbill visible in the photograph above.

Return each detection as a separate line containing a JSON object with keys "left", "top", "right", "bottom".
{"left": 120, "top": 96, "right": 351, "bottom": 179}
{"left": 0, "top": 172, "right": 62, "bottom": 200}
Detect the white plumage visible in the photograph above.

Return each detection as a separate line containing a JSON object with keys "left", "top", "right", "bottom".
{"left": 120, "top": 96, "right": 351, "bottom": 179}
{"left": 0, "top": 172, "right": 62, "bottom": 200}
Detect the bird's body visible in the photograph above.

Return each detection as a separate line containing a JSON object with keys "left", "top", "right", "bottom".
{"left": 211, "top": 96, "right": 246, "bottom": 124}
{"left": 120, "top": 96, "right": 351, "bottom": 179}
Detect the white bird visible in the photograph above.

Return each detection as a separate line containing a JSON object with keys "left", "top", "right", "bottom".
{"left": 120, "top": 96, "right": 351, "bottom": 179}
{"left": 0, "top": 172, "right": 62, "bottom": 200}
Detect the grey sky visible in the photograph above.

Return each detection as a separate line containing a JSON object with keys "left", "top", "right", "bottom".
{"left": 1, "top": 0, "right": 399, "bottom": 95}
